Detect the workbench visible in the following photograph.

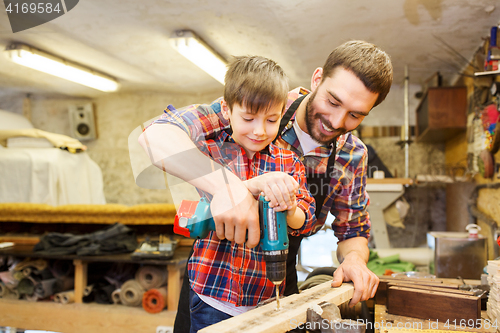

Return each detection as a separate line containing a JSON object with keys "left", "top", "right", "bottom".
{"left": 0, "top": 244, "right": 190, "bottom": 333}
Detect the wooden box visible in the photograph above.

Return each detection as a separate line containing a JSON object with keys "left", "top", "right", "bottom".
{"left": 416, "top": 87, "right": 467, "bottom": 142}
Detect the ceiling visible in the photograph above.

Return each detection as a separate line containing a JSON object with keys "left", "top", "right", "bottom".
{"left": 0, "top": 0, "right": 499, "bottom": 98}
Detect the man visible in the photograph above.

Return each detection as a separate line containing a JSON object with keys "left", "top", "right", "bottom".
{"left": 139, "top": 40, "right": 393, "bottom": 332}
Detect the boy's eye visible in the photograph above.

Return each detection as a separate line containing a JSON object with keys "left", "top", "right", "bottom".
{"left": 242, "top": 117, "right": 253, "bottom": 122}
{"left": 267, "top": 119, "right": 278, "bottom": 123}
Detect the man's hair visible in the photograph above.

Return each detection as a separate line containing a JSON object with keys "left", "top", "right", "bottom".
{"left": 224, "top": 55, "right": 289, "bottom": 114}
{"left": 322, "top": 40, "right": 393, "bottom": 107}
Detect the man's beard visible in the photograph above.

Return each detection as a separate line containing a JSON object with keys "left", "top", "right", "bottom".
{"left": 305, "top": 90, "right": 347, "bottom": 146}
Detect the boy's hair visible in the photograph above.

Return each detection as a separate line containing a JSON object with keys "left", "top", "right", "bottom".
{"left": 322, "top": 40, "right": 393, "bottom": 108}
{"left": 224, "top": 55, "right": 289, "bottom": 114}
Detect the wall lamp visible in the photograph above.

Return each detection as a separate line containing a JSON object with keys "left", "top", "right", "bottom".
{"left": 169, "top": 30, "right": 228, "bottom": 85}
{"left": 4, "top": 44, "right": 119, "bottom": 92}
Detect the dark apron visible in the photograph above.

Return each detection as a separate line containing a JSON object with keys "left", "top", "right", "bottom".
{"left": 276, "top": 95, "right": 337, "bottom": 296}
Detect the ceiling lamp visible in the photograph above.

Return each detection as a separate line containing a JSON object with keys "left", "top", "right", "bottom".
{"left": 4, "top": 44, "right": 119, "bottom": 92}
{"left": 169, "top": 30, "right": 228, "bottom": 85}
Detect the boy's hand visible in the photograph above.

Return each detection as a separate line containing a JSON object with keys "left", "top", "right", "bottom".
{"left": 244, "top": 172, "right": 299, "bottom": 212}
{"left": 210, "top": 182, "right": 260, "bottom": 248}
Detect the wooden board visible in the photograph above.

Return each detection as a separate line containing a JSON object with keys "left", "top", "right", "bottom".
{"left": 375, "top": 304, "right": 496, "bottom": 333}
{"left": 199, "top": 282, "right": 354, "bottom": 333}
{"left": 387, "top": 286, "right": 481, "bottom": 324}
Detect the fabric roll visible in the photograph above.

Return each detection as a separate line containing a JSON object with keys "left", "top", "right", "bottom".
{"left": 50, "top": 260, "right": 73, "bottom": 279}
{"left": 54, "top": 293, "right": 62, "bottom": 303}
{"left": 14, "top": 258, "right": 47, "bottom": 272}
{"left": 34, "top": 278, "right": 58, "bottom": 299}
{"left": 135, "top": 266, "right": 167, "bottom": 290}
{"left": 119, "top": 279, "right": 145, "bottom": 307}
{"left": 13, "top": 271, "right": 25, "bottom": 281}
{"left": 84, "top": 284, "right": 94, "bottom": 297}
{"left": 53, "top": 277, "right": 74, "bottom": 293}
{"left": 22, "top": 267, "right": 32, "bottom": 277}
{"left": 111, "top": 288, "right": 121, "bottom": 304}
{"left": 142, "top": 286, "right": 168, "bottom": 314}
{"left": 0, "top": 281, "right": 14, "bottom": 298}
{"left": 94, "top": 284, "right": 115, "bottom": 304}
{"left": 0, "top": 270, "right": 19, "bottom": 288}
{"left": 56, "top": 290, "right": 75, "bottom": 304}
{"left": 17, "top": 276, "right": 37, "bottom": 296}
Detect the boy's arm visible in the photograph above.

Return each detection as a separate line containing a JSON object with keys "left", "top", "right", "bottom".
{"left": 139, "top": 121, "right": 261, "bottom": 247}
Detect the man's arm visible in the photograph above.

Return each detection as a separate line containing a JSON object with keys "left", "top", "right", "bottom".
{"left": 331, "top": 237, "right": 378, "bottom": 306}
{"left": 329, "top": 136, "right": 378, "bottom": 306}
{"left": 139, "top": 123, "right": 260, "bottom": 247}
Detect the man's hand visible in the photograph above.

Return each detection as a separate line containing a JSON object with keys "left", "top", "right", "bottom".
{"left": 331, "top": 237, "right": 378, "bottom": 306}
{"left": 244, "top": 172, "right": 299, "bottom": 211}
{"left": 210, "top": 181, "right": 260, "bottom": 248}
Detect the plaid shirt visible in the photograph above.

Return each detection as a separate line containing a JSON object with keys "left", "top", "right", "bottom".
{"left": 277, "top": 87, "right": 371, "bottom": 242}
{"left": 152, "top": 101, "right": 317, "bottom": 306}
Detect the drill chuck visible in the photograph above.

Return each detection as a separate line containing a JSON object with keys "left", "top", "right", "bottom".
{"left": 263, "top": 249, "right": 288, "bottom": 284}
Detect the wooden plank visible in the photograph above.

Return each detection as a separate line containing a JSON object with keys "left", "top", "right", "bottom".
{"left": 375, "top": 304, "right": 496, "bottom": 333}
{"left": 376, "top": 277, "right": 460, "bottom": 305}
{"left": 387, "top": 286, "right": 481, "bottom": 324}
{"left": 199, "top": 282, "right": 354, "bottom": 333}
{"left": 0, "top": 299, "right": 175, "bottom": 333}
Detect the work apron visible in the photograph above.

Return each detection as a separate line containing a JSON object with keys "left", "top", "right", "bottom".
{"left": 276, "top": 95, "right": 337, "bottom": 296}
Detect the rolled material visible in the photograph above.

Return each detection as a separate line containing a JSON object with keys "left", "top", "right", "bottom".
{"left": 22, "top": 267, "right": 32, "bottom": 277}
{"left": 34, "top": 278, "right": 58, "bottom": 299}
{"left": 94, "top": 284, "right": 115, "bottom": 304}
{"left": 135, "top": 266, "right": 167, "bottom": 290}
{"left": 112, "top": 288, "right": 121, "bottom": 304}
{"left": 119, "top": 279, "right": 145, "bottom": 307}
{"left": 55, "top": 290, "right": 75, "bottom": 304}
{"left": 14, "top": 258, "right": 47, "bottom": 272}
{"left": 142, "top": 286, "right": 168, "bottom": 314}
{"left": 84, "top": 284, "right": 94, "bottom": 297}
{"left": 50, "top": 260, "right": 73, "bottom": 278}
{"left": 53, "top": 277, "right": 75, "bottom": 293}
{"left": 0, "top": 270, "right": 19, "bottom": 287}
{"left": 18, "top": 276, "right": 37, "bottom": 296}
{"left": 0, "top": 281, "right": 13, "bottom": 298}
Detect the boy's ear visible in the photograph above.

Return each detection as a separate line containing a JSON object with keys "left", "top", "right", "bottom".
{"left": 221, "top": 100, "right": 230, "bottom": 120}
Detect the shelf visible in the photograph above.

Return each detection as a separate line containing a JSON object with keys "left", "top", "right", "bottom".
{"left": 0, "top": 299, "right": 175, "bottom": 333}
{"left": 0, "top": 245, "right": 190, "bottom": 332}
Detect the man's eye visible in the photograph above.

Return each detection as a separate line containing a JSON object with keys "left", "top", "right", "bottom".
{"left": 350, "top": 113, "right": 359, "bottom": 119}
{"left": 329, "top": 100, "right": 339, "bottom": 107}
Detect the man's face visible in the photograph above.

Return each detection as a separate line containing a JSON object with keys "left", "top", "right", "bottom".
{"left": 222, "top": 101, "right": 282, "bottom": 158}
{"left": 305, "top": 67, "right": 379, "bottom": 145}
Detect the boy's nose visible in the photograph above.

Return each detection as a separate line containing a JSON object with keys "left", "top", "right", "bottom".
{"left": 253, "top": 123, "right": 266, "bottom": 136}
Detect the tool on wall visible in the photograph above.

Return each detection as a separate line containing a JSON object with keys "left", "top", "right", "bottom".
{"left": 174, "top": 196, "right": 289, "bottom": 309}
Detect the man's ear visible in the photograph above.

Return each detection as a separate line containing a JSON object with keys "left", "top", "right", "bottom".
{"left": 311, "top": 67, "right": 323, "bottom": 91}
{"left": 221, "top": 100, "right": 230, "bottom": 120}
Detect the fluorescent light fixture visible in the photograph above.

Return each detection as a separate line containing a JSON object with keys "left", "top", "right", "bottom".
{"left": 4, "top": 44, "right": 119, "bottom": 92}
{"left": 169, "top": 30, "right": 228, "bottom": 85}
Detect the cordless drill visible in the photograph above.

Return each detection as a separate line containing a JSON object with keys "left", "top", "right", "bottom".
{"left": 174, "top": 196, "right": 289, "bottom": 305}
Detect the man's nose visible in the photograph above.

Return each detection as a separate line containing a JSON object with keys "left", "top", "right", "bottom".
{"left": 328, "top": 111, "right": 346, "bottom": 129}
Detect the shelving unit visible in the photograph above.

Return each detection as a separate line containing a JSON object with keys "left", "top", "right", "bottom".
{"left": 0, "top": 245, "right": 190, "bottom": 333}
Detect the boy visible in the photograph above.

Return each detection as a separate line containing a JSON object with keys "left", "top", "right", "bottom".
{"left": 141, "top": 56, "right": 318, "bottom": 331}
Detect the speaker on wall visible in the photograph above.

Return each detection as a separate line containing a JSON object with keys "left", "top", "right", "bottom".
{"left": 69, "top": 103, "right": 97, "bottom": 141}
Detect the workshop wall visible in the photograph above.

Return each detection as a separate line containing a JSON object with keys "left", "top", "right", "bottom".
{"left": 1, "top": 90, "right": 222, "bottom": 205}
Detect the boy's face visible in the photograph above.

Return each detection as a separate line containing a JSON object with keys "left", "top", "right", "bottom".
{"left": 221, "top": 101, "right": 282, "bottom": 159}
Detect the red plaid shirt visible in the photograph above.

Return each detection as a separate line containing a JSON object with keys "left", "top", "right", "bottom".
{"left": 152, "top": 101, "right": 317, "bottom": 306}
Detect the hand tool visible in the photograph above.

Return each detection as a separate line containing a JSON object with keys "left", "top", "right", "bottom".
{"left": 174, "top": 196, "right": 289, "bottom": 308}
